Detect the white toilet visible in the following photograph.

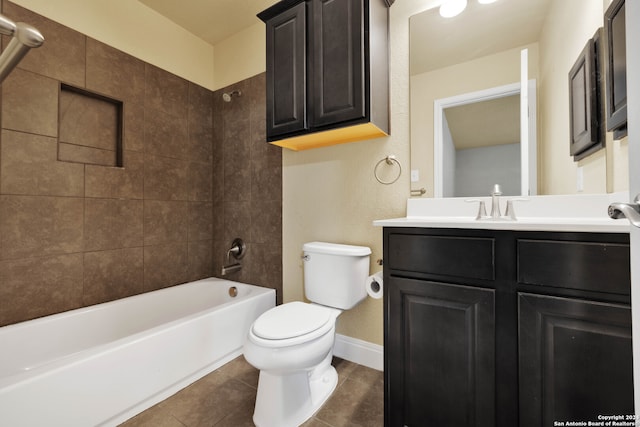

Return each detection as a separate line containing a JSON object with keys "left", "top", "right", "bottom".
{"left": 243, "top": 241, "right": 371, "bottom": 427}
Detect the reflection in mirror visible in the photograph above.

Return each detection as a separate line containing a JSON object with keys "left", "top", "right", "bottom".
{"left": 434, "top": 74, "right": 538, "bottom": 197}
{"left": 410, "top": 0, "right": 627, "bottom": 197}
{"left": 441, "top": 91, "right": 521, "bottom": 197}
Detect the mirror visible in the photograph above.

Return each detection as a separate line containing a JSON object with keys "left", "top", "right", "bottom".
{"left": 410, "top": 0, "right": 615, "bottom": 197}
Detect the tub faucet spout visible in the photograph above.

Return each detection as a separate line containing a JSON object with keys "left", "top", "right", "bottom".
{"left": 221, "top": 263, "right": 242, "bottom": 276}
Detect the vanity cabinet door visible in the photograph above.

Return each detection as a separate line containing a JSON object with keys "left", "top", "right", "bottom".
{"left": 518, "top": 293, "right": 634, "bottom": 426}
{"left": 264, "top": 2, "right": 307, "bottom": 138}
{"left": 386, "top": 277, "right": 495, "bottom": 427}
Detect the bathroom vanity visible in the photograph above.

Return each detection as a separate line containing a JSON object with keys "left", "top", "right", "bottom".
{"left": 375, "top": 194, "right": 633, "bottom": 427}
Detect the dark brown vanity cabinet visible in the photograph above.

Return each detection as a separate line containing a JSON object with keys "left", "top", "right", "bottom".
{"left": 519, "top": 293, "right": 633, "bottom": 426}
{"left": 258, "top": 0, "right": 389, "bottom": 150}
{"left": 387, "top": 277, "right": 496, "bottom": 426}
{"left": 383, "top": 227, "right": 633, "bottom": 427}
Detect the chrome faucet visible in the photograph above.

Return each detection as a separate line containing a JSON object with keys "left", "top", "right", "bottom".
{"left": 490, "top": 184, "right": 502, "bottom": 219}
{"left": 221, "top": 238, "right": 246, "bottom": 276}
{"left": 467, "top": 185, "right": 528, "bottom": 221}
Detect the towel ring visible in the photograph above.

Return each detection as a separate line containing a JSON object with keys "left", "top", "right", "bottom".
{"left": 374, "top": 155, "right": 401, "bottom": 185}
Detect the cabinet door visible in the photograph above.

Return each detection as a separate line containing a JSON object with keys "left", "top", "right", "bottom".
{"left": 605, "top": 0, "right": 627, "bottom": 135}
{"left": 518, "top": 293, "right": 634, "bottom": 426}
{"left": 265, "top": 2, "right": 307, "bottom": 138}
{"left": 386, "top": 277, "right": 495, "bottom": 427}
{"left": 309, "top": 0, "right": 365, "bottom": 128}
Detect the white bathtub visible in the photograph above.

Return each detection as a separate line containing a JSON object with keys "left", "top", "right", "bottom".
{"left": 0, "top": 277, "right": 275, "bottom": 427}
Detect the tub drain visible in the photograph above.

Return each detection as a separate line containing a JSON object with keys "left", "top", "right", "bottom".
{"left": 229, "top": 286, "right": 238, "bottom": 297}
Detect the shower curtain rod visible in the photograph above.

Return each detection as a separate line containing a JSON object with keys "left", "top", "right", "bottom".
{"left": 0, "top": 13, "right": 44, "bottom": 84}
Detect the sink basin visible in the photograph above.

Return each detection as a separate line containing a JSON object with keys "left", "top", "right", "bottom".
{"left": 373, "top": 193, "right": 630, "bottom": 233}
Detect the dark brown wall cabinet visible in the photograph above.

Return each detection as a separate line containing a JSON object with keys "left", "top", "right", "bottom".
{"left": 568, "top": 29, "right": 605, "bottom": 161}
{"left": 383, "top": 227, "right": 633, "bottom": 427}
{"left": 258, "top": 0, "right": 390, "bottom": 151}
{"left": 605, "top": 0, "right": 627, "bottom": 138}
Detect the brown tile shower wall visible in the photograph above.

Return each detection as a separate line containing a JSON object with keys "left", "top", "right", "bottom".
{"left": 212, "top": 76, "right": 283, "bottom": 305}
{"left": 0, "top": 1, "right": 283, "bottom": 326}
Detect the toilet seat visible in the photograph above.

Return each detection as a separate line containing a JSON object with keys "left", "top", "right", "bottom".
{"left": 250, "top": 302, "right": 338, "bottom": 348}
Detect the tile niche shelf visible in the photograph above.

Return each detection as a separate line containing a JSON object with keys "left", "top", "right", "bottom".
{"left": 58, "top": 84, "right": 123, "bottom": 167}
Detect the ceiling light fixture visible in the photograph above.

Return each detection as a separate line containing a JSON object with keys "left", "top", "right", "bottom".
{"left": 439, "top": 0, "right": 468, "bottom": 18}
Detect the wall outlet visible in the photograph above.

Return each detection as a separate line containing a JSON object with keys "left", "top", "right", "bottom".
{"left": 411, "top": 169, "right": 419, "bottom": 182}
{"left": 576, "top": 166, "right": 584, "bottom": 192}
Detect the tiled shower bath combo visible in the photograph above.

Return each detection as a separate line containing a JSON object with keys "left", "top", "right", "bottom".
{"left": 0, "top": 1, "right": 282, "bottom": 326}
{"left": 0, "top": 0, "right": 293, "bottom": 425}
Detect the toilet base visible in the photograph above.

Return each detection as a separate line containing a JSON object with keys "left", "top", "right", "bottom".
{"left": 252, "top": 352, "right": 338, "bottom": 427}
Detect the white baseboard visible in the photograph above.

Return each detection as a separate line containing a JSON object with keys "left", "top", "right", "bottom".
{"left": 333, "top": 334, "right": 383, "bottom": 371}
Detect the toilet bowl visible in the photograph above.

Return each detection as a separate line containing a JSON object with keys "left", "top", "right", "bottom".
{"left": 244, "top": 302, "right": 341, "bottom": 427}
{"left": 243, "top": 242, "right": 371, "bottom": 427}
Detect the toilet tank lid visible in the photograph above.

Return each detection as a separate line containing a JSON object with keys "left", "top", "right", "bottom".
{"left": 303, "top": 242, "right": 371, "bottom": 256}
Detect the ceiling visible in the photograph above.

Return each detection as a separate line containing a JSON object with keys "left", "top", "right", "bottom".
{"left": 410, "top": 0, "right": 552, "bottom": 75}
{"left": 445, "top": 95, "right": 520, "bottom": 150}
{"left": 138, "top": 0, "right": 280, "bottom": 45}
{"left": 140, "top": 0, "right": 553, "bottom": 65}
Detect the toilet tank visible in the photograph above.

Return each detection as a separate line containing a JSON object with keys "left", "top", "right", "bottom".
{"left": 302, "top": 242, "right": 371, "bottom": 310}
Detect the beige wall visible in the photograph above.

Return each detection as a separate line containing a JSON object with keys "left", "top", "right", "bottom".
{"left": 410, "top": 43, "right": 539, "bottom": 196}
{"left": 535, "top": 0, "right": 627, "bottom": 194}
{"left": 11, "top": 0, "right": 216, "bottom": 90}
{"left": 213, "top": 22, "right": 266, "bottom": 90}
{"left": 11, "top": 0, "right": 271, "bottom": 91}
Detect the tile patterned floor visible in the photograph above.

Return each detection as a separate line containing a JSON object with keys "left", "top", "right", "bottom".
{"left": 120, "top": 356, "right": 383, "bottom": 427}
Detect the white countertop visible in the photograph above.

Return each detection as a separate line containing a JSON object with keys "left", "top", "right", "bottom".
{"left": 373, "top": 193, "right": 631, "bottom": 233}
